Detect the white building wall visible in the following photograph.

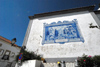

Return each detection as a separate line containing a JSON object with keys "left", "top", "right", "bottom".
{"left": 90, "top": 12, "right": 100, "bottom": 26}
{"left": 22, "top": 19, "right": 33, "bottom": 46}
{"left": 24, "top": 11, "right": 100, "bottom": 58}
{"left": 0, "top": 40, "right": 20, "bottom": 62}
{"left": 96, "top": 13, "right": 100, "bottom": 21}
{"left": 98, "top": 8, "right": 100, "bottom": 10}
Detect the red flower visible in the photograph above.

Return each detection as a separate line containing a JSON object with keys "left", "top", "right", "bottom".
{"left": 84, "top": 60, "right": 86, "bottom": 62}
{"left": 88, "top": 55, "right": 91, "bottom": 57}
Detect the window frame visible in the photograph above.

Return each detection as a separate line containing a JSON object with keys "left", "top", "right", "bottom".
{"left": 2, "top": 50, "right": 11, "bottom": 60}
{"left": 0, "top": 43, "right": 2, "bottom": 47}
{"left": 0, "top": 49, "right": 4, "bottom": 56}
{"left": 10, "top": 52, "right": 15, "bottom": 57}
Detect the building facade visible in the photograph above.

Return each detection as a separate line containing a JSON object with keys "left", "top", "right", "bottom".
{"left": 0, "top": 36, "right": 20, "bottom": 67}
{"left": 22, "top": 5, "right": 100, "bottom": 66}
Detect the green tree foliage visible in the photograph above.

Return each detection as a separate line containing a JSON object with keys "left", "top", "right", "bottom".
{"left": 77, "top": 55, "right": 100, "bottom": 67}
{"left": 15, "top": 50, "right": 41, "bottom": 63}
{"left": 93, "top": 55, "right": 100, "bottom": 67}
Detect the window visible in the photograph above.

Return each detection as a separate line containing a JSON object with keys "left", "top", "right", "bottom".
{"left": 2, "top": 50, "right": 11, "bottom": 60}
{"left": 0, "top": 49, "right": 4, "bottom": 56}
{"left": 42, "top": 19, "right": 84, "bottom": 45}
{"left": 10, "top": 52, "right": 15, "bottom": 57}
{"left": 0, "top": 43, "right": 2, "bottom": 47}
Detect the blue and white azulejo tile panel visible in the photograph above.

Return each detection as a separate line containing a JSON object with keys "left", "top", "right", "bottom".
{"left": 42, "top": 19, "right": 84, "bottom": 45}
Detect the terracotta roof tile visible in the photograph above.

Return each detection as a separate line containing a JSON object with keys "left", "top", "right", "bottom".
{"left": 0, "top": 36, "right": 18, "bottom": 47}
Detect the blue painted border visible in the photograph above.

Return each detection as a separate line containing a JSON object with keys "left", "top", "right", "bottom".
{"left": 42, "top": 19, "right": 84, "bottom": 45}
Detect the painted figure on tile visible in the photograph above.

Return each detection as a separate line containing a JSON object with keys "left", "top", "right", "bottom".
{"left": 42, "top": 19, "right": 84, "bottom": 45}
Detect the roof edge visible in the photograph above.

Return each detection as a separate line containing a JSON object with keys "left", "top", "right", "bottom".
{"left": 94, "top": 10, "right": 100, "bottom": 14}
{"left": 0, "top": 36, "right": 21, "bottom": 48}
{"left": 29, "top": 5, "right": 95, "bottom": 19}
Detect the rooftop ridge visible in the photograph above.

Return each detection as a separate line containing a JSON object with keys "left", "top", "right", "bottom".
{"left": 29, "top": 5, "right": 95, "bottom": 19}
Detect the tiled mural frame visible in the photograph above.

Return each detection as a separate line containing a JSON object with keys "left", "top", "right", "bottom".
{"left": 42, "top": 19, "right": 84, "bottom": 45}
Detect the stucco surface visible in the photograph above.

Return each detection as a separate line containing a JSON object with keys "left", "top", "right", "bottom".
{"left": 0, "top": 40, "right": 20, "bottom": 67}
{"left": 98, "top": 8, "right": 100, "bottom": 10}
{"left": 96, "top": 13, "right": 100, "bottom": 21}
{"left": 25, "top": 11, "right": 100, "bottom": 58}
{"left": 0, "top": 40, "right": 20, "bottom": 61}
{"left": 15, "top": 60, "right": 41, "bottom": 67}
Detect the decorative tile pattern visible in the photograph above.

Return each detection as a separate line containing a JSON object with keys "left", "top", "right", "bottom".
{"left": 42, "top": 19, "right": 84, "bottom": 45}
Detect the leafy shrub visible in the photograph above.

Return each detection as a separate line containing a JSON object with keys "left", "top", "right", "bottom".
{"left": 15, "top": 50, "right": 41, "bottom": 63}
{"left": 77, "top": 55, "right": 100, "bottom": 67}
{"left": 93, "top": 55, "right": 100, "bottom": 67}
{"left": 77, "top": 55, "right": 94, "bottom": 67}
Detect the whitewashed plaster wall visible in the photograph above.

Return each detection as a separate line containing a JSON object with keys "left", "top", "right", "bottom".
{"left": 98, "top": 8, "right": 100, "bottom": 10}
{"left": 15, "top": 60, "right": 41, "bottom": 67}
{"left": 0, "top": 40, "right": 20, "bottom": 62}
{"left": 24, "top": 11, "right": 100, "bottom": 58}
{"left": 91, "top": 12, "right": 100, "bottom": 26}
{"left": 96, "top": 13, "right": 100, "bottom": 21}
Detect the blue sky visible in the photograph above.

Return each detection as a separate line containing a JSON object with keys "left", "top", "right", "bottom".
{"left": 0, "top": 0, "right": 100, "bottom": 46}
